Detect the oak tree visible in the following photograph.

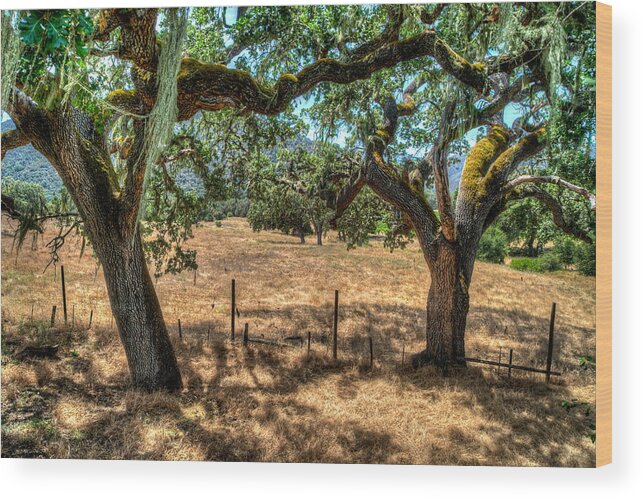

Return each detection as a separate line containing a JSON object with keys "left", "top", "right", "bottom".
{"left": 321, "top": 2, "right": 597, "bottom": 368}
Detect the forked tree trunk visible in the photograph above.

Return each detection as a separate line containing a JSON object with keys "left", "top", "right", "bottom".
{"left": 95, "top": 227, "right": 182, "bottom": 391}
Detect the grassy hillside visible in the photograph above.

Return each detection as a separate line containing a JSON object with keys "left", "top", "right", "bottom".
{"left": 1, "top": 119, "right": 63, "bottom": 197}
{"left": 1, "top": 217, "right": 596, "bottom": 465}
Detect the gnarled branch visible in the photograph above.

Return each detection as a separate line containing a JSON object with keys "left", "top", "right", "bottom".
{"left": 431, "top": 99, "right": 457, "bottom": 240}
{"left": 1, "top": 128, "right": 30, "bottom": 158}
{"left": 504, "top": 175, "right": 596, "bottom": 209}
{"left": 508, "top": 186, "right": 593, "bottom": 244}
{"left": 109, "top": 28, "right": 491, "bottom": 120}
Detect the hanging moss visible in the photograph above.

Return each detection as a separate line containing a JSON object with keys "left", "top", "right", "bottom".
{"left": 136, "top": 7, "right": 189, "bottom": 225}
{"left": 494, "top": 4, "right": 567, "bottom": 99}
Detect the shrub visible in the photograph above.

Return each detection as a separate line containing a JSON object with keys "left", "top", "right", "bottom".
{"left": 509, "top": 257, "right": 542, "bottom": 272}
{"left": 510, "top": 253, "right": 562, "bottom": 273}
{"left": 553, "top": 236, "right": 577, "bottom": 267}
{"left": 477, "top": 227, "right": 508, "bottom": 264}
{"left": 575, "top": 242, "right": 596, "bottom": 276}
{"left": 538, "top": 252, "right": 563, "bottom": 272}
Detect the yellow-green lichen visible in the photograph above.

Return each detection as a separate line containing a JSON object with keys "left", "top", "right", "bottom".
{"left": 106, "top": 89, "right": 140, "bottom": 112}
{"left": 279, "top": 73, "right": 299, "bottom": 83}
{"left": 483, "top": 127, "right": 547, "bottom": 185}
{"left": 459, "top": 126, "right": 510, "bottom": 201}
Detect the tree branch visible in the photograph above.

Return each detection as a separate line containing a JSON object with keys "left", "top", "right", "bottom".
{"left": 508, "top": 186, "right": 593, "bottom": 244}
{"left": 109, "top": 28, "right": 491, "bottom": 120}
{"left": 95, "top": 9, "right": 159, "bottom": 72}
{"left": 1, "top": 128, "right": 31, "bottom": 158}
{"left": 430, "top": 99, "right": 457, "bottom": 240}
{"left": 325, "top": 169, "right": 367, "bottom": 224}
{"left": 346, "top": 5, "right": 405, "bottom": 61}
{"left": 504, "top": 175, "right": 596, "bottom": 209}
{"left": 482, "top": 127, "right": 547, "bottom": 189}
{"left": 362, "top": 97, "right": 440, "bottom": 245}
{"left": 420, "top": 4, "right": 447, "bottom": 26}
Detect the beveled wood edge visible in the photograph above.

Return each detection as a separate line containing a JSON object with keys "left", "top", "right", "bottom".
{"left": 596, "top": 1, "right": 612, "bottom": 467}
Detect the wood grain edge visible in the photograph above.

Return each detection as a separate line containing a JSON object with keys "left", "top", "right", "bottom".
{"left": 596, "top": 1, "right": 612, "bottom": 468}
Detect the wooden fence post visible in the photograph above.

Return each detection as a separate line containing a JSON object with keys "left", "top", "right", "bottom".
{"left": 497, "top": 346, "right": 502, "bottom": 375}
{"left": 50, "top": 305, "right": 57, "bottom": 327}
{"left": 243, "top": 322, "right": 249, "bottom": 346}
{"left": 333, "top": 290, "right": 339, "bottom": 360}
{"left": 30, "top": 303, "right": 34, "bottom": 321}
{"left": 231, "top": 279, "right": 236, "bottom": 340}
{"left": 178, "top": 319, "right": 183, "bottom": 339}
{"left": 88, "top": 309, "right": 93, "bottom": 329}
{"left": 546, "top": 302, "right": 557, "bottom": 383}
{"left": 307, "top": 331, "right": 311, "bottom": 357}
{"left": 61, "top": 265, "right": 68, "bottom": 324}
{"left": 71, "top": 304, "right": 75, "bottom": 330}
{"left": 508, "top": 348, "right": 513, "bottom": 379}
{"left": 369, "top": 337, "right": 373, "bottom": 369}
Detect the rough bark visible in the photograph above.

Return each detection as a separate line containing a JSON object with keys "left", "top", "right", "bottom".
{"left": 96, "top": 226, "right": 182, "bottom": 391}
{"left": 414, "top": 239, "right": 470, "bottom": 369}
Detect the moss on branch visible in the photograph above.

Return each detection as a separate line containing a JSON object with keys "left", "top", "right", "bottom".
{"left": 459, "top": 126, "right": 510, "bottom": 201}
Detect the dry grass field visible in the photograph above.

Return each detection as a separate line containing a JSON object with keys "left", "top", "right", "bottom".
{"left": 1, "top": 217, "right": 596, "bottom": 466}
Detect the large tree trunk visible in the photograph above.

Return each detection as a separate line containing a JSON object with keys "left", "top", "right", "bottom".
{"left": 7, "top": 101, "right": 183, "bottom": 392}
{"left": 94, "top": 226, "right": 182, "bottom": 391}
{"left": 413, "top": 240, "right": 472, "bottom": 370}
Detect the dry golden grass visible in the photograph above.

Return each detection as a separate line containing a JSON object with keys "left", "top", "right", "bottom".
{"left": 1, "top": 217, "right": 596, "bottom": 465}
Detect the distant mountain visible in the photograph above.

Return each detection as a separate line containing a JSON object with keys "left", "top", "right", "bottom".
{"left": 1, "top": 118, "right": 63, "bottom": 197}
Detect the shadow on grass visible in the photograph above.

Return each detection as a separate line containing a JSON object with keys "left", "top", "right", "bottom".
{"left": 1, "top": 304, "right": 595, "bottom": 465}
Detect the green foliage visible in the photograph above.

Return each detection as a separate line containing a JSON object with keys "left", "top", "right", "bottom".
{"left": 496, "top": 198, "right": 555, "bottom": 257}
{"left": 477, "top": 227, "right": 508, "bottom": 264}
{"left": 1, "top": 177, "right": 47, "bottom": 214}
{"left": 207, "top": 198, "right": 249, "bottom": 220}
{"left": 510, "top": 253, "right": 562, "bottom": 273}
{"left": 510, "top": 257, "right": 540, "bottom": 272}
{"left": 575, "top": 241, "right": 596, "bottom": 276}
{"left": 538, "top": 252, "right": 563, "bottom": 272}
{"left": 336, "top": 188, "right": 392, "bottom": 249}
{"left": 142, "top": 168, "right": 200, "bottom": 278}
{"left": 16, "top": 10, "right": 94, "bottom": 109}
{"left": 1, "top": 178, "right": 48, "bottom": 251}
{"left": 248, "top": 184, "right": 315, "bottom": 241}
{"left": 553, "top": 236, "right": 577, "bottom": 268}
